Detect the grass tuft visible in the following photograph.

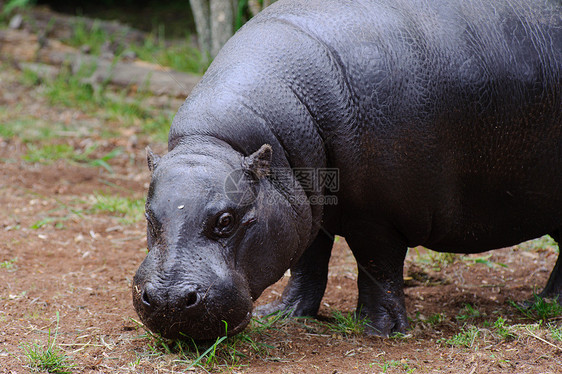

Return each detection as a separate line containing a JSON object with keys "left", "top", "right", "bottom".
{"left": 425, "top": 313, "right": 446, "bottom": 326}
{"left": 371, "top": 359, "right": 416, "bottom": 373}
{"left": 327, "top": 309, "right": 368, "bottom": 336}
{"left": 20, "top": 312, "right": 73, "bottom": 374}
{"left": 456, "top": 304, "right": 482, "bottom": 321}
{"left": 510, "top": 294, "right": 562, "bottom": 322}
{"left": 492, "top": 317, "right": 517, "bottom": 340}
{"left": 0, "top": 257, "right": 18, "bottom": 270}
{"left": 65, "top": 19, "right": 122, "bottom": 56}
{"left": 443, "top": 325, "right": 481, "bottom": 348}
{"left": 90, "top": 193, "right": 145, "bottom": 223}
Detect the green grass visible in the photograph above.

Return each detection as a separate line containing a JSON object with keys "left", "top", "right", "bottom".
{"left": 31, "top": 216, "right": 70, "bottom": 230}
{"left": 440, "top": 318, "right": 562, "bottom": 351}
{"left": 0, "top": 117, "right": 71, "bottom": 142}
{"left": 517, "top": 235, "right": 558, "bottom": 252}
{"left": 456, "top": 304, "right": 482, "bottom": 322}
{"left": 131, "top": 36, "right": 210, "bottom": 74}
{"left": 30, "top": 199, "right": 84, "bottom": 230}
{"left": 42, "top": 67, "right": 150, "bottom": 125}
{"left": 444, "top": 325, "right": 481, "bottom": 348}
{"left": 412, "top": 249, "right": 509, "bottom": 272}
{"left": 0, "top": 105, "right": 74, "bottom": 143}
{"left": 133, "top": 312, "right": 288, "bottom": 371}
{"left": 29, "top": 193, "right": 144, "bottom": 229}
{"left": 411, "top": 248, "right": 458, "bottom": 271}
{"left": 492, "top": 317, "right": 516, "bottom": 340}
{"left": 42, "top": 66, "right": 99, "bottom": 109}
{"left": 510, "top": 294, "right": 562, "bottom": 322}
{"left": 461, "top": 254, "right": 507, "bottom": 269}
{"left": 425, "top": 313, "right": 445, "bottom": 326}
{"left": 65, "top": 19, "right": 123, "bottom": 56}
{"left": 0, "top": 257, "right": 18, "bottom": 270}
{"left": 326, "top": 309, "right": 368, "bottom": 336}
{"left": 63, "top": 19, "right": 209, "bottom": 74}
{"left": 23, "top": 143, "right": 122, "bottom": 172}
{"left": 371, "top": 359, "right": 416, "bottom": 373}
{"left": 43, "top": 67, "right": 170, "bottom": 142}
{"left": 24, "top": 143, "right": 77, "bottom": 163}
{"left": 413, "top": 312, "right": 445, "bottom": 328}
{"left": 20, "top": 313, "right": 74, "bottom": 374}
{"left": 548, "top": 324, "right": 562, "bottom": 341}
{"left": 2, "top": 0, "right": 35, "bottom": 16}
{"left": 18, "top": 64, "right": 172, "bottom": 143}
{"left": 90, "top": 193, "right": 145, "bottom": 223}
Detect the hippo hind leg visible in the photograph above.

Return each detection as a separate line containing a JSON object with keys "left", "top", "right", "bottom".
{"left": 540, "top": 230, "right": 562, "bottom": 302}
{"left": 254, "top": 230, "right": 333, "bottom": 317}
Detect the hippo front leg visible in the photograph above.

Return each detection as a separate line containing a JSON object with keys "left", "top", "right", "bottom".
{"left": 254, "top": 231, "right": 333, "bottom": 317}
{"left": 540, "top": 231, "right": 562, "bottom": 300}
{"left": 346, "top": 223, "right": 409, "bottom": 336}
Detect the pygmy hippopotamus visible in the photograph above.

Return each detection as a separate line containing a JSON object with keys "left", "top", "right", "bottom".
{"left": 132, "top": 0, "right": 561, "bottom": 339}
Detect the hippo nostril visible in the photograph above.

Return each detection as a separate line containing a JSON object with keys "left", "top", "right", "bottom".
{"left": 184, "top": 291, "right": 200, "bottom": 309}
{"left": 141, "top": 284, "right": 155, "bottom": 307}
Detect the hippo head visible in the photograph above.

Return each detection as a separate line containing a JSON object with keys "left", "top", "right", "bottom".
{"left": 132, "top": 141, "right": 311, "bottom": 340}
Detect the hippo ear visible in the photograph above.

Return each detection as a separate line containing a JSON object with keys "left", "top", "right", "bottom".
{"left": 146, "top": 146, "right": 161, "bottom": 172}
{"left": 244, "top": 144, "right": 272, "bottom": 178}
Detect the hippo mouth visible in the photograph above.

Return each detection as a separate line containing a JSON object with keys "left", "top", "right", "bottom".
{"left": 226, "top": 311, "right": 252, "bottom": 336}
{"left": 139, "top": 307, "right": 253, "bottom": 341}
{"left": 138, "top": 302, "right": 253, "bottom": 340}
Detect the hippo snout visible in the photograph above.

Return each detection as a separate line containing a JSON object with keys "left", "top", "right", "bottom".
{"left": 132, "top": 274, "right": 254, "bottom": 340}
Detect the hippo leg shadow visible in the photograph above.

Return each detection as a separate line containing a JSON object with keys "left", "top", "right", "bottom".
{"left": 539, "top": 230, "right": 562, "bottom": 301}
{"left": 254, "top": 230, "right": 333, "bottom": 317}
{"left": 344, "top": 222, "right": 409, "bottom": 336}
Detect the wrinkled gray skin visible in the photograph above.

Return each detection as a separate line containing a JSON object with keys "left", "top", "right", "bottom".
{"left": 133, "top": 0, "right": 562, "bottom": 340}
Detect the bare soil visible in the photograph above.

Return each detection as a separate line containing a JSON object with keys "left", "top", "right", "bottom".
{"left": 1, "top": 11, "right": 562, "bottom": 374}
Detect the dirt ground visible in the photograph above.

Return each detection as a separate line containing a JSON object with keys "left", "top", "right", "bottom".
{"left": 1, "top": 9, "right": 562, "bottom": 374}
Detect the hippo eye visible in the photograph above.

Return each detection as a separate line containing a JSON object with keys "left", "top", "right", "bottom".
{"left": 217, "top": 212, "right": 233, "bottom": 228}
{"left": 213, "top": 212, "right": 235, "bottom": 237}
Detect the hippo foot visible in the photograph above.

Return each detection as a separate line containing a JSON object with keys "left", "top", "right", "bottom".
{"left": 356, "top": 303, "right": 409, "bottom": 337}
